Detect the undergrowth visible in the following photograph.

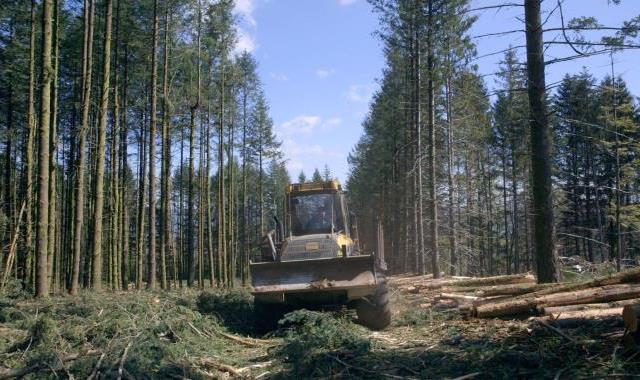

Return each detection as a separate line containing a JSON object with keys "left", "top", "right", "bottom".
{"left": 2, "top": 284, "right": 640, "bottom": 379}
{"left": 276, "top": 309, "right": 371, "bottom": 377}
{"left": 0, "top": 289, "right": 269, "bottom": 379}
{"left": 197, "top": 289, "right": 254, "bottom": 334}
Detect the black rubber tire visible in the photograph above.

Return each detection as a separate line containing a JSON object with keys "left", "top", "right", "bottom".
{"left": 254, "top": 299, "right": 286, "bottom": 334}
{"left": 356, "top": 282, "right": 392, "bottom": 330}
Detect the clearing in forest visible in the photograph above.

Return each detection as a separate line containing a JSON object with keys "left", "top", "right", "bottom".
{"left": 1, "top": 273, "right": 640, "bottom": 379}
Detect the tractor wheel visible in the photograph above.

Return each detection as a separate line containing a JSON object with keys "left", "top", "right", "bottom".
{"left": 253, "top": 299, "right": 286, "bottom": 334}
{"left": 356, "top": 282, "right": 391, "bottom": 330}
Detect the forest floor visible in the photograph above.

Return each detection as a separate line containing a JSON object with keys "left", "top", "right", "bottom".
{"left": 1, "top": 277, "right": 639, "bottom": 379}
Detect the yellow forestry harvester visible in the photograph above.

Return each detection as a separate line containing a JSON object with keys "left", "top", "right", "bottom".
{"left": 250, "top": 180, "right": 391, "bottom": 330}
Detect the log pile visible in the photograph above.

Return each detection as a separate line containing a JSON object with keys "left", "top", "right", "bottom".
{"left": 390, "top": 267, "right": 640, "bottom": 329}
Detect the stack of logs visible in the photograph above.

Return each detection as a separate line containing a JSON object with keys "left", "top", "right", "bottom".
{"left": 390, "top": 268, "right": 640, "bottom": 335}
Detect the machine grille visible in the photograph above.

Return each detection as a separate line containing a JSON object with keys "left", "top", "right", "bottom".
{"left": 281, "top": 234, "right": 340, "bottom": 261}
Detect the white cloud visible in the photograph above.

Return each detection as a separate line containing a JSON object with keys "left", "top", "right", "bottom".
{"left": 315, "top": 68, "right": 335, "bottom": 78}
{"left": 269, "top": 72, "right": 289, "bottom": 81}
{"left": 234, "top": 0, "right": 256, "bottom": 27}
{"left": 232, "top": 0, "right": 258, "bottom": 55}
{"left": 338, "top": 0, "right": 358, "bottom": 5}
{"left": 234, "top": 29, "right": 257, "bottom": 54}
{"left": 278, "top": 115, "right": 322, "bottom": 135}
{"left": 323, "top": 117, "right": 341, "bottom": 129}
{"left": 277, "top": 116, "right": 347, "bottom": 178}
{"left": 278, "top": 115, "right": 344, "bottom": 136}
{"left": 346, "top": 84, "right": 375, "bottom": 103}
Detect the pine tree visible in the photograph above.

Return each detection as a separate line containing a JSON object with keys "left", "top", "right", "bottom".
{"left": 312, "top": 168, "right": 322, "bottom": 182}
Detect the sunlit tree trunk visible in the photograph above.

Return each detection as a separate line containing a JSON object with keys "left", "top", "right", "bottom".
{"left": 36, "top": 0, "right": 55, "bottom": 297}
{"left": 90, "top": 0, "right": 113, "bottom": 291}
{"left": 25, "top": 0, "right": 37, "bottom": 289}
{"left": 70, "top": 0, "right": 95, "bottom": 295}
{"left": 160, "top": 7, "right": 172, "bottom": 290}
{"left": 147, "top": 0, "right": 159, "bottom": 289}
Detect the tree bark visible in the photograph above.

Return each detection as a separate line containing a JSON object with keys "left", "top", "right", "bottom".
{"left": 147, "top": 0, "right": 159, "bottom": 289}
{"left": 187, "top": 0, "right": 201, "bottom": 287}
{"left": 25, "top": 0, "right": 37, "bottom": 289}
{"left": 426, "top": 0, "right": 440, "bottom": 278}
{"left": 47, "top": 0, "right": 61, "bottom": 292}
{"left": 524, "top": 0, "right": 558, "bottom": 283}
{"left": 70, "top": 0, "right": 95, "bottom": 295}
{"left": 35, "top": 0, "right": 55, "bottom": 297}
{"left": 90, "top": 0, "right": 113, "bottom": 291}
{"left": 160, "top": 6, "right": 171, "bottom": 290}
{"left": 476, "top": 284, "right": 640, "bottom": 318}
{"left": 623, "top": 304, "right": 640, "bottom": 332}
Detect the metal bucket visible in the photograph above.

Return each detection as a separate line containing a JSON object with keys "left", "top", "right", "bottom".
{"left": 250, "top": 255, "right": 377, "bottom": 296}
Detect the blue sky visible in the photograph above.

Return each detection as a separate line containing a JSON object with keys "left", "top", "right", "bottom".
{"left": 233, "top": 0, "right": 640, "bottom": 184}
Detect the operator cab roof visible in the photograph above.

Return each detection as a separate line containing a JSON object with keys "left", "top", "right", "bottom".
{"left": 287, "top": 180, "right": 342, "bottom": 194}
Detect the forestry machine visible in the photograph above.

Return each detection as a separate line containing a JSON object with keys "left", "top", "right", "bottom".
{"left": 250, "top": 180, "right": 391, "bottom": 330}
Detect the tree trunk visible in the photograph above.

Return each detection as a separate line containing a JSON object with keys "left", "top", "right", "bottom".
{"left": 90, "top": 0, "right": 113, "bottom": 291}
{"left": 445, "top": 76, "right": 457, "bottom": 276}
{"left": 426, "top": 0, "right": 439, "bottom": 278}
{"left": 187, "top": 0, "right": 201, "bottom": 287}
{"left": 524, "top": 0, "right": 558, "bottom": 283}
{"left": 160, "top": 6, "right": 171, "bottom": 290}
{"left": 501, "top": 152, "right": 510, "bottom": 274}
{"left": 414, "top": 12, "right": 426, "bottom": 275}
{"left": 146, "top": 0, "right": 159, "bottom": 289}
{"left": 136, "top": 114, "right": 147, "bottom": 289}
{"left": 47, "top": 0, "right": 61, "bottom": 292}
{"left": 623, "top": 304, "right": 640, "bottom": 332}
{"left": 198, "top": 109, "right": 205, "bottom": 288}
{"left": 35, "top": 0, "right": 55, "bottom": 297}
{"left": 187, "top": 107, "right": 196, "bottom": 287}
{"left": 25, "top": 0, "right": 37, "bottom": 289}
{"left": 109, "top": 0, "right": 121, "bottom": 290}
{"left": 218, "top": 53, "right": 227, "bottom": 286}
{"left": 70, "top": 0, "right": 95, "bottom": 295}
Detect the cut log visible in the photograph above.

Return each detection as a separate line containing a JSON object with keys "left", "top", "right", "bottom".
{"left": 448, "top": 273, "right": 535, "bottom": 288}
{"left": 609, "top": 298, "right": 640, "bottom": 307}
{"left": 472, "top": 295, "right": 511, "bottom": 307}
{"left": 442, "top": 283, "right": 554, "bottom": 297}
{"left": 540, "top": 303, "right": 611, "bottom": 315}
{"left": 433, "top": 299, "right": 458, "bottom": 310}
{"left": 540, "top": 298, "right": 640, "bottom": 315}
{"left": 392, "top": 273, "right": 536, "bottom": 293}
{"left": 438, "top": 293, "right": 480, "bottom": 302}
{"left": 406, "top": 286, "right": 419, "bottom": 294}
{"left": 387, "top": 274, "right": 434, "bottom": 286}
{"left": 540, "top": 284, "right": 640, "bottom": 307}
{"left": 475, "top": 284, "right": 640, "bottom": 318}
{"left": 623, "top": 304, "right": 640, "bottom": 332}
{"left": 523, "top": 267, "right": 640, "bottom": 299}
{"left": 547, "top": 307, "right": 623, "bottom": 320}
{"left": 533, "top": 307, "right": 623, "bottom": 328}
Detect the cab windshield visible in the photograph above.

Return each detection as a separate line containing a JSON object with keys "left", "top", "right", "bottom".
{"left": 290, "top": 193, "right": 344, "bottom": 236}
